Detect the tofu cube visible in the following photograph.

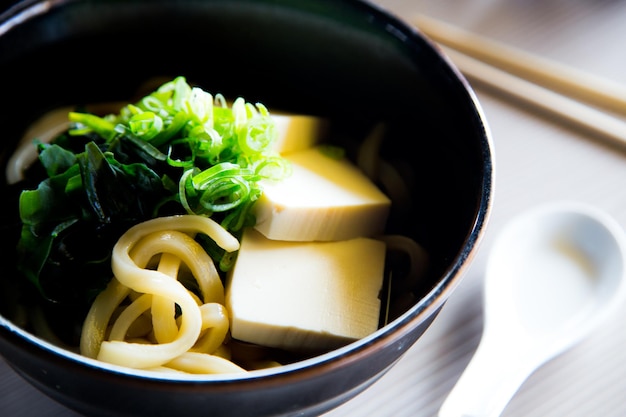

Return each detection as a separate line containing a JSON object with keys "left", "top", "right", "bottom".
{"left": 253, "top": 147, "right": 391, "bottom": 242}
{"left": 271, "top": 113, "right": 328, "bottom": 155}
{"left": 226, "top": 228, "right": 386, "bottom": 352}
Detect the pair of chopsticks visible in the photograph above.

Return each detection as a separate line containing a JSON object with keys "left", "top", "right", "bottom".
{"left": 412, "top": 14, "right": 626, "bottom": 150}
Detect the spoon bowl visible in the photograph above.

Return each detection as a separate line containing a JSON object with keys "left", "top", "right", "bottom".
{"left": 439, "top": 201, "right": 626, "bottom": 417}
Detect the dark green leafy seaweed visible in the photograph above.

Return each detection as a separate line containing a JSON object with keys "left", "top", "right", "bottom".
{"left": 14, "top": 76, "right": 290, "bottom": 308}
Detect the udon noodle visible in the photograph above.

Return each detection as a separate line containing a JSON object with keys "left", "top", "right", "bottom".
{"left": 80, "top": 214, "right": 246, "bottom": 373}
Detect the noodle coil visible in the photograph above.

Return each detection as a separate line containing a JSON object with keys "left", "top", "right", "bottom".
{"left": 80, "top": 215, "right": 245, "bottom": 373}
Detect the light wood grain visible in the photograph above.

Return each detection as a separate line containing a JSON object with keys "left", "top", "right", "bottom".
{"left": 413, "top": 14, "right": 626, "bottom": 117}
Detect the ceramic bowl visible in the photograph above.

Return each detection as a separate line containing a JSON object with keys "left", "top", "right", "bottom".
{"left": 0, "top": 1, "right": 493, "bottom": 416}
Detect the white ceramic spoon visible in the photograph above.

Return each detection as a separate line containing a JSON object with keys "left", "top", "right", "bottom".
{"left": 439, "top": 202, "right": 626, "bottom": 417}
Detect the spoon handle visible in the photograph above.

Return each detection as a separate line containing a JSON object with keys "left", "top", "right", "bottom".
{"left": 438, "top": 336, "right": 537, "bottom": 417}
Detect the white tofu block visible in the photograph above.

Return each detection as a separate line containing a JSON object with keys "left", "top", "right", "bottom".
{"left": 253, "top": 147, "right": 391, "bottom": 242}
{"left": 226, "top": 228, "right": 386, "bottom": 352}
{"left": 270, "top": 113, "right": 328, "bottom": 155}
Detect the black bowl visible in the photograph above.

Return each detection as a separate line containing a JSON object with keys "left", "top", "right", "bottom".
{"left": 0, "top": 1, "right": 494, "bottom": 416}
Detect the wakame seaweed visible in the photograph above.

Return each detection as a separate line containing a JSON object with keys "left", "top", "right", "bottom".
{"left": 13, "top": 76, "right": 290, "bottom": 309}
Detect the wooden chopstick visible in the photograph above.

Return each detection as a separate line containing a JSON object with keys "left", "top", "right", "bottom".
{"left": 441, "top": 46, "right": 626, "bottom": 149}
{"left": 411, "top": 14, "right": 626, "bottom": 149}
{"left": 413, "top": 14, "right": 626, "bottom": 116}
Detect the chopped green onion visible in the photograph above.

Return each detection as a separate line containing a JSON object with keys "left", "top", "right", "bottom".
{"left": 128, "top": 111, "right": 163, "bottom": 140}
{"left": 17, "top": 76, "right": 292, "bottom": 303}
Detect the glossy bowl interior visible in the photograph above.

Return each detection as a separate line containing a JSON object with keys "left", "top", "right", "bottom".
{"left": 0, "top": 1, "right": 493, "bottom": 416}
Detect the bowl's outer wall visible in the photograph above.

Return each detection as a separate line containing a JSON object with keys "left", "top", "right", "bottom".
{"left": 0, "top": 0, "right": 492, "bottom": 416}
{"left": 0, "top": 310, "right": 439, "bottom": 416}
